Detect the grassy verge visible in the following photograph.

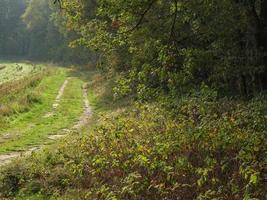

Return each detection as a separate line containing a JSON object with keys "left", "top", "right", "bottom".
{"left": 0, "top": 69, "right": 266, "bottom": 199}
{"left": 0, "top": 64, "right": 49, "bottom": 129}
{"left": 0, "top": 68, "right": 65, "bottom": 130}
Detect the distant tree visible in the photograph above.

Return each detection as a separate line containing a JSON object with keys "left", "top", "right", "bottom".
{"left": 0, "top": 0, "right": 28, "bottom": 57}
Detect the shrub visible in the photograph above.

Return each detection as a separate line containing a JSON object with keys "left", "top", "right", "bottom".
{"left": 0, "top": 94, "right": 266, "bottom": 199}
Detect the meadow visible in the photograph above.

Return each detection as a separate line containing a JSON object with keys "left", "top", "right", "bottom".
{"left": 0, "top": 62, "right": 43, "bottom": 85}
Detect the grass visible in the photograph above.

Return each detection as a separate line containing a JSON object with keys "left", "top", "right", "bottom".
{"left": 0, "top": 62, "right": 43, "bottom": 85}
{"left": 0, "top": 69, "right": 65, "bottom": 128}
{"left": 0, "top": 66, "right": 84, "bottom": 154}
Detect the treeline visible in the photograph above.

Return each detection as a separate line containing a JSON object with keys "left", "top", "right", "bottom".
{"left": 58, "top": 0, "right": 267, "bottom": 97}
{"left": 0, "top": 0, "right": 91, "bottom": 64}
{"left": 2, "top": 0, "right": 267, "bottom": 96}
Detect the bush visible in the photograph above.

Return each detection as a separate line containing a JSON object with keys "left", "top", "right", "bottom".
{"left": 0, "top": 95, "right": 266, "bottom": 199}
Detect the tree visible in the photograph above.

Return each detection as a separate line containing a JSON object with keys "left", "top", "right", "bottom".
{"left": 58, "top": 0, "right": 267, "bottom": 97}
{"left": 0, "top": 0, "right": 28, "bottom": 57}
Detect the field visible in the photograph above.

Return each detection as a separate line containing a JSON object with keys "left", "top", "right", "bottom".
{"left": 0, "top": 62, "right": 43, "bottom": 85}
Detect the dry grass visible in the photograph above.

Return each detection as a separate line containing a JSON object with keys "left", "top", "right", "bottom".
{"left": 0, "top": 105, "right": 12, "bottom": 116}
{"left": 0, "top": 69, "right": 51, "bottom": 99}
{"left": 0, "top": 65, "right": 6, "bottom": 71}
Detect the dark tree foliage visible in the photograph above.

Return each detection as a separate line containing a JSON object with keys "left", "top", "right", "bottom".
{"left": 57, "top": 0, "right": 267, "bottom": 97}
{"left": 1, "top": 0, "right": 267, "bottom": 96}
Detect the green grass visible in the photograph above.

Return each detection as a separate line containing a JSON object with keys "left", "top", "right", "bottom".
{"left": 0, "top": 67, "right": 84, "bottom": 153}
{"left": 2, "top": 70, "right": 65, "bottom": 125}
{"left": 0, "top": 69, "right": 65, "bottom": 129}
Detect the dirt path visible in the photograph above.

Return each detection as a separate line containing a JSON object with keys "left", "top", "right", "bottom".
{"left": 0, "top": 147, "right": 40, "bottom": 167}
{"left": 0, "top": 82, "right": 91, "bottom": 167}
{"left": 48, "top": 83, "right": 91, "bottom": 139}
{"left": 53, "top": 78, "right": 70, "bottom": 109}
{"left": 73, "top": 84, "right": 91, "bottom": 129}
{"left": 44, "top": 78, "right": 70, "bottom": 118}
{"left": 0, "top": 79, "right": 70, "bottom": 166}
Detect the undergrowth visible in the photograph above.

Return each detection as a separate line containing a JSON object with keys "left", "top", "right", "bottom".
{"left": 0, "top": 71, "right": 266, "bottom": 200}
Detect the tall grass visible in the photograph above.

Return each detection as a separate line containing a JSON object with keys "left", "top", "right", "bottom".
{"left": 0, "top": 69, "right": 51, "bottom": 128}
{"left": 0, "top": 71, "right": 47, "bottom": 98}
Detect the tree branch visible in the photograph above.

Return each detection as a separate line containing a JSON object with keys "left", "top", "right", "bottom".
{"left": 121, "top": 0, "right": 156, "bottom": 34}
{"left": 54, "top": 0, "right": 62, "bottom": 9}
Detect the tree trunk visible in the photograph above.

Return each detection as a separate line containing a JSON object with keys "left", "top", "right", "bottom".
{"left": 260, "top": 0, "right": 267, "bottom": 91}
{"left": 245, "top": 0, "right": 267, "bottom": 93}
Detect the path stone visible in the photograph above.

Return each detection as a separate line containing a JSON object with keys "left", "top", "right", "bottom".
{"left": 0, "top": 132, "right": 21, "bottom": 145}
{"left": 0, "top": 152, "right": 21, "bottom": 166}
{"left": 44, "top": 112, "right": 54, "bottom": 118}
{"left": 0, "top": 147, "right": 42, "bottom": 166}
{"left": 48, "top": 135, "right": 65, "bottom": 140}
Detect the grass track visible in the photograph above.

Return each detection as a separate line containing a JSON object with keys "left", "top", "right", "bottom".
{"left": 4, "top": 69, "right": 66, "bottom": 127}
{"left": 0, "top": 68, "right": 84, "bottom": 154}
